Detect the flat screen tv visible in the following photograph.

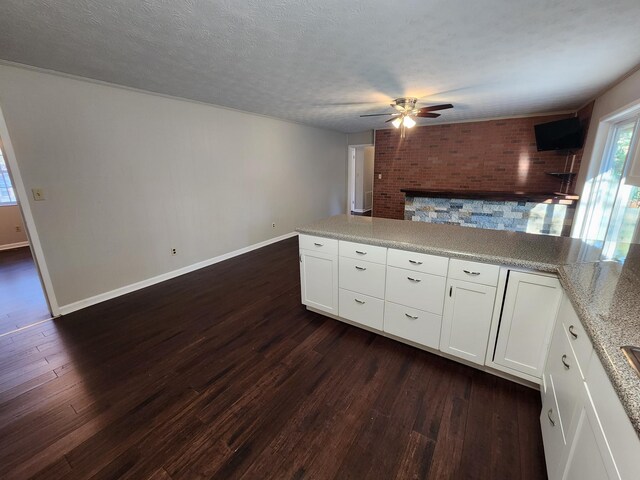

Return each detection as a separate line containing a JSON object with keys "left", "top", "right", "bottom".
{"left": 534, "top": 117, "right": 583, "bottom": 151}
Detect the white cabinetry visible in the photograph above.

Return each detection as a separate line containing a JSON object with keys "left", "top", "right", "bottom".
{"left": 299, "top": 235, "right": 339, "bottom": 315}
{"left": 440, "top": 279, "right": 496, "bottom": 365}
{"left": 492, "top": 271, "right": 563, "bottom": 380}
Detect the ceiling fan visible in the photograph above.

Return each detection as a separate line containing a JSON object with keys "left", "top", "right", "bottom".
{"left": 360, "top": 97, "right": 453, "bottom": 138}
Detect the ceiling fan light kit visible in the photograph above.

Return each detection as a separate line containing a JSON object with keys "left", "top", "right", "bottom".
{"left": 360, "top": 97, "right": 454, "bottom": 138}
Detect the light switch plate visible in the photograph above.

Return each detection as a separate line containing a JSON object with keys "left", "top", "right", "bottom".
{"left": 32, "top": 188, "right": 45, "bottom": 201}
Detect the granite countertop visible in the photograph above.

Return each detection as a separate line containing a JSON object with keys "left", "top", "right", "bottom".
{"left": 296, "top": 214, "right": 640, "bottom": 437}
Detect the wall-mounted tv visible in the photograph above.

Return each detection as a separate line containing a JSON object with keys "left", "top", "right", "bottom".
{"left": 534, "top": 117, "right": 583, "bottom": 152}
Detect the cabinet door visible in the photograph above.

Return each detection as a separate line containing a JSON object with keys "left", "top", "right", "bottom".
{"left": 300, "top": 250, "right": 338, "bottom": 315}
{"left": 493, "top": 271, "right": 562, "bottom": 378}
{"left": 561, "top": 385, "right": 619, "bottom": 480}
{"left": 440, "top": 279, "right": 496, "bottom": 365}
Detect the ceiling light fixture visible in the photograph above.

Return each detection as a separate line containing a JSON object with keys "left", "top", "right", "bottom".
{"left": 403, "top": 116, "right": 416, "bottom": 128}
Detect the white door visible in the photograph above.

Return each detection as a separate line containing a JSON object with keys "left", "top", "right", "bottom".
{"left": 561, "top": 385, "right": 619, "bottom": 480}
{"left": 493, "top": 271, "right": 562, "bottom": 378}
{"left": 440, "top": 279, "right": 496, "bottom": 365}
{"left": 300, "top": 250, "right": 338, "bottom": 315}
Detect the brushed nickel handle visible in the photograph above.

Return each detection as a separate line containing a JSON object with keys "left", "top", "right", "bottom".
{"left": 405, "top": 313, "right": 419, "bottom": 320}
{"left": 449, "top": 286, "right": 453, "bottom": 297}
{"left": 314, "top": 242, "right": 323, "bottom": 247}
{"left": 355, "top": 250, "right": 367, "bottom": 255}
{"left": 407, "top": 277, "right": 421, "bottom": 283}
{"left": 409, "top": 259, "right": 423, "bottom": 265}
{"left": 354, "top": 298, "right": 365, "bottom": 304}
{"left": 463, "top": 269, "right": 480, "bottom": 276}
{"left": 547, "top": 409, "right": 555, "bottom": 426}
{"left": 569, "top": 325, "right": 578, "bottom": 339}
{"left": 561, "top": 354, "right": 570, "bottom": 369}
{"left": 355, "top": 266, "right": 367, "bottom": 271}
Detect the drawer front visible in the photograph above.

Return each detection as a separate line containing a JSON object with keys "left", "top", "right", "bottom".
{"left": 339, "top": 257, "right": 386, "bottom": 299}
{"left": 385, "top": 266, "right": 446, "bottom": 314}
{"left": 339, "top": 289, "right": 384, "bottom": 331}
{"left": 339, "top": 240, "right": 387, "bottom": 265}
{"left": 540, "top": 375, "right": 567, "bottom": 478}
{"left": 383, "top": 301, "right": 442, "bottom": 349}
{"left": 448, "top": 259, "right": 500, "bottom": 286}
{"left": 387, "top": 248, "right": 449, "bottom": 276}
{"left": 299, "top": 234, "right": 338, "bottom": 255}
{"left": 559, "top": 296, "right": 592, "bottom": 380}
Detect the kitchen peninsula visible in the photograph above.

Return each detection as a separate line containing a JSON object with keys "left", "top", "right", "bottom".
{"left": 297, "top": 214, "right": 640, "bottom": 479}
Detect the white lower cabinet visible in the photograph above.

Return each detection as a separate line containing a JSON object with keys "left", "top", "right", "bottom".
{"left": 299, "top": 249, "right": 338, "bottom": 315}
{"left": 440, "top": 279, "right": 496, "bottom": 365}
{"left": 383, "top": 301, "right": 441, "bottom": 349}
{"left": 385, "top": 266, "right": 446, "bottom": 314}
{"left": 493, "top": 271, "right": 562, "bottom": 379}
{"left": 338, "top": 289, "right": 384, "bottom": 330}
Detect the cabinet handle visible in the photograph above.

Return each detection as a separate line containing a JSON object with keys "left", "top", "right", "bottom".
{"left": 407, "top": 276, "right": 421, "bottom": 283}
{"left": 314, "top": 242, "right": 323, "bottom": 247}
{"left": 355, "top": 250, "right": 367, "bottom": 255}
{"left": 409, "top": 259, "right": 423, "bottom": 265}
{"left": 463, "top": 269, "right": 480, "bottom": 276}
{"left": 355, "top": 266, "right": 367, "bottom": 271}
{"left": 354, "top": 298, "right": 366, "bottom": 304}
{"left": 449, "top": 286, "right": 453, "bottom": 297}
{"left": 547, "top": 409, "right": 555, "bottom": 427}
{"left": 568, "top": 325, "right": 578, "bottom": 339}
{"left": 405, "top": 313, "right": 419, "bottom": 320}
{"left": 561, "top": 354, "right": 570, "bottom": 370}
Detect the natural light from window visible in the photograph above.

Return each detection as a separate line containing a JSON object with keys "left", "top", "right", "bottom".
{"left": 0, "top": 150, "right": 17, "bottom": 206}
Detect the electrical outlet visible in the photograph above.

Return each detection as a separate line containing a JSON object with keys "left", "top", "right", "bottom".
{"left": 171, "top": 248, "right": 177, "bottom": 256}
{"left": 272, "top": 223, "right": 276, "bottom": 228}
{"left": 15, "top": 226, "right": 21, "bottom": 233}
{"left": 32, "top": 188, "right": 45, "bottom": 201}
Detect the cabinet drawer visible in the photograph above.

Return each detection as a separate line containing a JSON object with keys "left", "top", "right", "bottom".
{"left": 559, "top": 296, "right": 592, "bottom": 380}
{"left": 387, "top": 249, "right": 449, "bottom": 276}
{"left": 383, "top": 301, "right": 442, "bottom": 349}
{"left": 339, "top": 257, "right": 386, "bottom": 299}
{"left": 385, "top": 266, "right": 446, "bottom": 314}
{"left": 339, "top": 241, "right": 387, "bottom": 265}
{"left": 339, "top": 289, "right": 384, "bottom": 331}
{"left": 448, "top": 259, "right": 500, "bottom": 286}
{"left": 541, "top": 375, "right": 567, "bottom": 478}
{"left": 299, "top": 234, "right": 338, "bottom": 255}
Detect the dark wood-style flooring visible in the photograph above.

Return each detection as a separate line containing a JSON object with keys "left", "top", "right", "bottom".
{"left": 0, "top": 237, "right": 547, "bottom": 479}
{"left": 0, "top": 246, "right": 50, "bottom": 335}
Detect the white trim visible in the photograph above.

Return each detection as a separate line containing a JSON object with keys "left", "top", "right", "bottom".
{"left": 59, "top": 232, "right": 298, "bottom": 315}
{"left": 0, "top": 240, "right": 29, "bottom": 251}
{"left": 0, "top": 106, "right": 59, "bottom": 316}
{"left": 350, "top": 208, "right": 372, "bottom": 213}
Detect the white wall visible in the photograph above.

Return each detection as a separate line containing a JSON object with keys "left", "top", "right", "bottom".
{"left": 363, "top": 146, "right": 374, "bottom": 210}
{"left": 0, "top": 205, "right": 27, "bottom": 247}
{"left": 0, "top": 64, "right": 347, "bottom": 308}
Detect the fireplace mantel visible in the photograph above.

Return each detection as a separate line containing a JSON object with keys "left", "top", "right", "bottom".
{"left": 400, "top": 189, "right": 579, "bottom": 205}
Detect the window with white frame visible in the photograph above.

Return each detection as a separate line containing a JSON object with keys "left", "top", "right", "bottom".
{"left": 0, "top": 149, "right": 17, "bottom": 206}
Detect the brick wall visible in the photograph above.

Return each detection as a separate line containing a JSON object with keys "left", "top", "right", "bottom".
{"left": 373, "top": 102, "right": 593, "bottom": 219}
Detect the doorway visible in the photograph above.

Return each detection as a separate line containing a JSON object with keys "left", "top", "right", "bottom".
{"left": 0, "top": 141, "right": 51, "bottom": 335}
{"left": 348, "top": 145, "right": 375, "bottom": 216}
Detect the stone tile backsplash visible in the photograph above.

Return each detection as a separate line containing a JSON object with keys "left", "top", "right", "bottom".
{"left": 405, "top": 196, "right": 576, "bottom": 236}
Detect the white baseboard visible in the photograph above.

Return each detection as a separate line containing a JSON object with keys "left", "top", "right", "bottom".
{"left": 0, "top": 241, "right": 29, "bottom": 251}
{"left": 59, "top": 232, "right": 298, "bottom": 316}
{"left": 351, "top": 208, "right": 372, "bottom": 213}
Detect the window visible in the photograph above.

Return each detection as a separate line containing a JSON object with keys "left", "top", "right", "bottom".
{"left": 0, "top": 150, "right": 17, "bottom": 205}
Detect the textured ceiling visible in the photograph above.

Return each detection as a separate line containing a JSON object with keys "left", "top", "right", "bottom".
{"left": 1, "top": 0, "right": 640, "bottom": 133}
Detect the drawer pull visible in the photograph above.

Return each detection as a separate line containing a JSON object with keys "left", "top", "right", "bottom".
{"left": 355, "top": 250, "right": 367, "bottom": 255}
{"left": 405, "top": 313, "right": 419, "bottom": 320}
{"left": 407, "top": 276, "right": 421, "bottom": 283}
{"left": 568, "top": 325, "right": 578, "bottom": 339}
{"left": 354, "top": 298, "right": 366, "bottom": 304}
{"left": 313, "top": 242, "right": 324, "bottom": 247}
{"left": 463, "top": 269, "right": 480, "bottom": 276}
{"left": 547, "top": 409, "right": 555, "bottom": 427}
{"left": 561, "top": 354, "right": 570, "bottom": 370}
{"left": 355, "top": 266, "right": 367, "bottom": 271}
{"left": 409, "top": 259, "right": 423, "bottom": 265}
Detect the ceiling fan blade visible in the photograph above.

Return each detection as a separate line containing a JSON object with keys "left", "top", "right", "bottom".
{"left": 416, "top": 112, "right": 441, "bottom": 118}
{"left": 385, "top": 116, "right": 402, "bottom": 123}
{"left": 360, "top": 113, "right": 397, "bottom": 117}
{"left": 418, "top": 103, "right": 454, "bottom": 112}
